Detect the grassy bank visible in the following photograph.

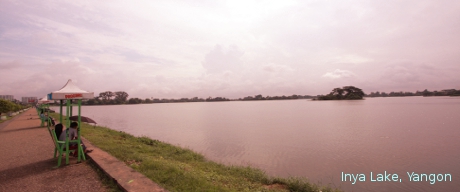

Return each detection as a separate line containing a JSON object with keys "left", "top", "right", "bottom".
{"left": 50, "top": 113, "right": 341, "bottom": 192}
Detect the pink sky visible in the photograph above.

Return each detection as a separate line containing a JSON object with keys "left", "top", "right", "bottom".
{"left": 1, "top": 0, "right": 459, "bottom": 99}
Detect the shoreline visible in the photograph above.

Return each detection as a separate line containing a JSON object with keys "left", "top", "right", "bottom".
{"left": 49, "top": 112, "right": 342, "bottom": 192}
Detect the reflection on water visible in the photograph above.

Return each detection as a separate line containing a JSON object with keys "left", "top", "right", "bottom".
{"left": 54, "top": 97, "right": 460, "bottom": 192}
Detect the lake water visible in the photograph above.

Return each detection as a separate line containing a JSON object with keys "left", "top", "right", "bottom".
{"left": 52, "top": 97, "right": 460, "bottom": 191}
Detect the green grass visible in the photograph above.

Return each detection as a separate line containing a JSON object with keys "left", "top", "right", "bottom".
{"left": 50, "top": 113, "right": 342, "bottom": 192}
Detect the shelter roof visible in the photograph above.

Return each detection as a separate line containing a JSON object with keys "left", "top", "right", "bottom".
{"left": 49, "top": 79, "right": 94, "bottom": 100}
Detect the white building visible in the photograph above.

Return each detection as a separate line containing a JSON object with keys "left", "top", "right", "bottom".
{"left": 21, "top": 97, "right": 37, "bottom": 104}
{"left": 0, "top": 95, "right": 14, "bottom": 101}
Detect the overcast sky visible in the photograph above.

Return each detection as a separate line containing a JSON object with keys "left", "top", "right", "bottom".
{"left": 1, "top": 0, "right": 459, "bottom": 99}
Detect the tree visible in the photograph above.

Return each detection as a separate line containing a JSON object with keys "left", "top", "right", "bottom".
{"left": 422, "top": 89, "right": 432, "bottom": 96}
{"left": 115, "top": 91, "right": 129, "bottom": 103}
{"left": 331, "top": 88, "right": 345, "bottom": 99}
{"left": 291, "top": 94, "right": 299, "bottom": 99}
{"left": 99, "top": 91, "right": 115, "bottom": 101}
{"left": 0, "top": 99, "right": 15, "bottom": 115}
{"left": 108, "top": 91, "right": 115, "bottom": 100}
{"left": 317, "top": 86, "right": 365, "bottom": 100}
{"left": 128, "top": 98, "right": 142, "bottom": 104}
{"left": 86, "top": 99, "right": 97, "bottom": 105}
{"left": 98, "top": 92, "right": 106, "bottom": 100}
{"left": 342, "top": 86, "right": 365, "bottom": 99}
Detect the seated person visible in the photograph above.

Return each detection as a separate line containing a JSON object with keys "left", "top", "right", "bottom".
{"left": 40, "top": 111, "right": 55, "bottom": 126}
{"left": 55, "top": 123, "right": 66, "bottom": 142}
{"left": 54, "top": 123, "right": 78, "bottom": 154}
{"left": 54, "top": 123, "right": 92, "bottom": 157}
{"left": 39, "top": 110, "right": 45, "bottom": 119}
{"left": 68, "top": 122, "right": 93, "bottom": 155}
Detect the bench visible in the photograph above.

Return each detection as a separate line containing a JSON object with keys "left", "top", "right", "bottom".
{"left": 40, "top": 115, "right": 47, "bottom": 127}
{"left": 40, "top": 115, "right": 55, "bottom": 127}
{"left": 46, "top": 125, "right": 82, "bottom": 168}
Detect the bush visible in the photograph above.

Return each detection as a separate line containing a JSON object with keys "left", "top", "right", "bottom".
{"left": 0, "top": 99, "right": 15, "bottom": 115}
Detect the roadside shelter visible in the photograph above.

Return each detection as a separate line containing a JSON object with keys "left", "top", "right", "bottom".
{"left": 37, "top": 95, "right": 51, "bottom": 126}
{"left": 48, "top": 79, "right": 94, "bottom": 165}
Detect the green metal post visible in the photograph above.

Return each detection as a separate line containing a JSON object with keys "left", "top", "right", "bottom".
{"left": 70, "top": 100, "right": 73, "bottom": 117}
{"left": 65, "top": 99, "right": 70, "bottom": 165}
{"left": 59, "top": 100, "right": 63, "bottom": 123}
{"left": 77, "top": 99, "right": 84, "bottom": 162}
{"left": 66, "top": 100, "right": 71, "bottom": 127}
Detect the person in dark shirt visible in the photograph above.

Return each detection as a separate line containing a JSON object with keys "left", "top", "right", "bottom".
{"left": 68, "top": 122, "right": 93, "bottom": 155}
{"left": 54, "top": 122, "right": 92, "bottom": 157}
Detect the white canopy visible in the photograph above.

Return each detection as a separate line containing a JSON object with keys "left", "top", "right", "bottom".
{"left": 49, "top": 79, "right": 94, "bottom": 100}
{"left": 37, "top": 95, "right": 50, "bottom": 104}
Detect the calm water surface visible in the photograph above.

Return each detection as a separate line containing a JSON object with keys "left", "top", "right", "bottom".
{"left": 54, "top": 97, "right": 460, "bottom": 191}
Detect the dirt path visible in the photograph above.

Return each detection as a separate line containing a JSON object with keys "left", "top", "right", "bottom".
{"left": 0, "top": 108, "right": 108, "bottom": 192}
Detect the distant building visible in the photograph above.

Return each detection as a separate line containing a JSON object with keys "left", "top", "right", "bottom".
{"left": 21, "top": 97, "right": 37, "bottom": 104}
{"left": 0, "top": 95, "right": 14, "bottom": 101}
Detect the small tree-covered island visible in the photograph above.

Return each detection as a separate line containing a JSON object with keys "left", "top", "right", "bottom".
{"left": 314, "top": 86, "right": 365, "bottom": 100}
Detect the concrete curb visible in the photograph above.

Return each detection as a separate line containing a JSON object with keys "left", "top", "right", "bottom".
{"left": 81, "top": 137, "right": 168, "bottom": 192}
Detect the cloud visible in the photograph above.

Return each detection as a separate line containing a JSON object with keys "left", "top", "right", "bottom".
{"left": 1, "top": 0, "right": 460, "bottom": 99}
{"left": 0, "top": 61, "right": 22, "bottom": 70}
{"left": 118, "top": 49, "right": 166, "bottom": 64}
{"left": 262, "top": 63, "right": 294, "bottom": 73}
{"left": 372, "top": 62, "right": 460, "bottom": 91}
{"left": 382, "top": 65, "right": 419, "bottom": 82}
{"left": 202, "top": 44, "right": 244, "bottom": 73}
{"left": 322, "top": 69, "right": 356, "bottom": 79}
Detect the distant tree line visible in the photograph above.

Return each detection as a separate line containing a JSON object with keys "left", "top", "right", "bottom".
{"left": 149, "top": 97, "right": 231, "bottom": 103}
{"left": 150, "top": 97, "right": 206, "bottom": 103}
{"left": 79, "top": 88, "right": 460, "bottom": 105}
{"left": 81, "top": 91, "right": 232, "bottom": 105}
{"left": 80, "top": 91, "right": 315, "bottom": 105}
{"left": 238, "top": 94, "right": 314, "bottom": 101}
{"left": 315, "top": 86, "right": 365, "bottom": 100}
{"left": 366, "top": 89, "right": 460, "bottom": 97}
{"left": 83, "top": 91, "right": 130, "bottom": 105}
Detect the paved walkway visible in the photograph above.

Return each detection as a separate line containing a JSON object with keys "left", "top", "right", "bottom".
{"left": 0, "top": 109, "right": 108, "bottom": 191}
{"left": 0, "top": 108, "right": 167, "bottom": 192}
